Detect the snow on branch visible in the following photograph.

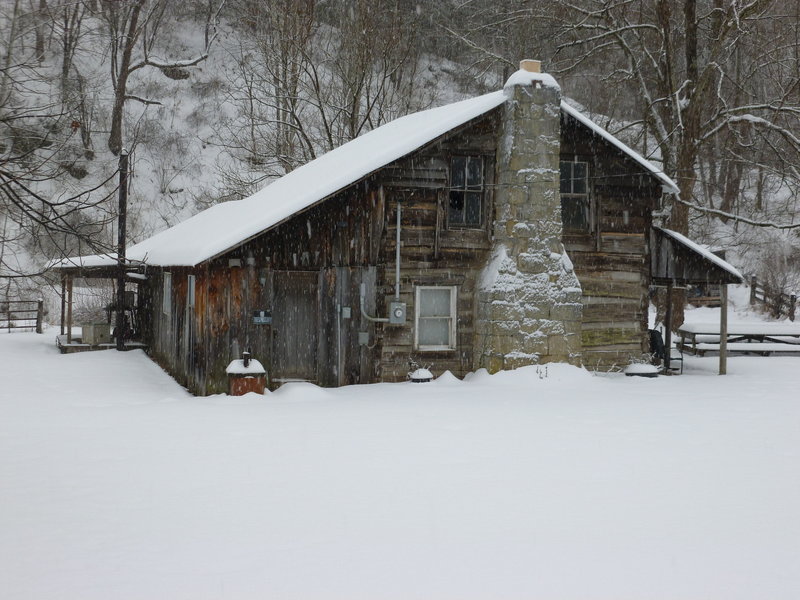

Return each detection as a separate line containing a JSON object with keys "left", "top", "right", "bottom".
{"left": 438, "top": 24, "right": 515, "bottom": 68}
{"left": 676, "top": 197, "right": 800, "bottom": 230}
{"left": 701, "top": 114, "right": 800, "bottom": 147}
{"left": 555, "top": 23, "right": 662, "bottom": 52}
{"left": 129, "top": 52, "right": 210, "bottom": 73}
{"left": 124, "top": 95, "right": 162, "bottom": 106}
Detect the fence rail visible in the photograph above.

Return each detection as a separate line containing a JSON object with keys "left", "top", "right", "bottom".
{"left": 749, "top": 276, "right": 797, "bottom": 322}
{"left": 0, "top": 299, "right": 44, "bottom": 333}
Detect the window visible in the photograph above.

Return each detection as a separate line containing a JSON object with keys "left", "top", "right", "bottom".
{"left": 162, "top": 272, "right": 172, "bottom": 315}
{"left": 187, "top": 274, "right": 195, "bottom": 308}
{"left": 415, "top": 286, "right": 457, "bottom": 351}
{"left": 560, "top": 160, "right": 590, "bottom": 231}
{"left": 448, "top": 156, "right": 484, "bottom": 228}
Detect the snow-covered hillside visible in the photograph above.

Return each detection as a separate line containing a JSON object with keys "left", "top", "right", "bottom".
{"left": 2, "top": 300, "right": 799, "bottom": 599}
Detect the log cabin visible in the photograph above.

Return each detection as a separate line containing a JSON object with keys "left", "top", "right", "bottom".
{"left": 54, "top": 60, "right": 739, "bottom": 394}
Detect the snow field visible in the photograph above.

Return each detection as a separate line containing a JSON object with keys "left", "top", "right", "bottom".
{"left": 1, "top": 328, "right": 799, "bottom": 599}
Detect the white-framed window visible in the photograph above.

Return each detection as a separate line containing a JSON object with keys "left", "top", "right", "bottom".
{"left": 414, "top": 286, "right": 457, "bottom": 351}
{"left": 162, "top": 271, "right": 172, "bottom": 315}
{"left": 187, "top": 274, "right": 196, "bottom": 308}
{"left": 560, "top": 160, "right": 590, "bottom": 232}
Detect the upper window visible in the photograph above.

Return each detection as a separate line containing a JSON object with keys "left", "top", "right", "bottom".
{"left": 415, "top": 286, "right": 457, "bottom": 351}
{"left": 448, "top": 156, "right": 484, "bottom": 228}
{"left": 560, "top": 160, "right": 590, "bottom": 232}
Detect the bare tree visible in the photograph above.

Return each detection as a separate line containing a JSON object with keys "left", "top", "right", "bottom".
{"left": 94, "top": 0, "right": 224, "bottom": 155}
{"left": 218, "top": 0, "right": 433, "bottom": 197}
{"left": 1, "top": 0, "right": 116, "bottom": 285}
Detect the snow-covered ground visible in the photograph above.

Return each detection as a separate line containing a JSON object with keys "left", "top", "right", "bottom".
{"left": 2, "top": 294, "right": 799, "bottom": 599}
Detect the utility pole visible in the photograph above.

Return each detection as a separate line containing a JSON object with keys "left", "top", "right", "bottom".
{"left": 116, "top": 150, "right": 128, "bottom": 351}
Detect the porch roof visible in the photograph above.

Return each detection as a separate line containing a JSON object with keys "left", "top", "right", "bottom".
{"left": 651, "top": 227, "right": 744, "bottom": 285}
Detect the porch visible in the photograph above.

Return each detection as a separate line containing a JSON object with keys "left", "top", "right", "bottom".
{"left": 51, "top": 256, "right": 149, "bottom": 354}
{"left": 55, "top": 333, "right": 148, "bottom": 354}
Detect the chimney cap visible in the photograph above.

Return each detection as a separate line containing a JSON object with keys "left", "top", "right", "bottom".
{"left": 520, "top": 59, "right": 541, "bottom": 73}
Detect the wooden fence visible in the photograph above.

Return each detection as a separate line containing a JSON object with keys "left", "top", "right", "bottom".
{"left": 0, "top": 299, "right": 44, "bottom": 333}
{"left": 749, "top": 275, "right": 797, "bottom": 321}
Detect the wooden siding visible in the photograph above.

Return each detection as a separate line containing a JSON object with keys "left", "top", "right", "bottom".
{"left": 561, "top": 116, "right": 661, "bottom": 370}
{"left": 373, "top": 113, "right": 497, "bottom": 381}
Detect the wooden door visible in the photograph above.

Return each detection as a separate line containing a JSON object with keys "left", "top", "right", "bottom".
{"left": 272, "top": 271, "right": 318, "bottom": 382}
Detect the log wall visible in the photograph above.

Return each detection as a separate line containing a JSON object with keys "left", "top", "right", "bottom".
{"left": 374, "top": 114, "right": 497, "bottom": 381}
{"left": 144, "top": 107, "right": 664, "bottom": 393}
{"left": 561, "top": 116, "right": 661, "bottom": 369}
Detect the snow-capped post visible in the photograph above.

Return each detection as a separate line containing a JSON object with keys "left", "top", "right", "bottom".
{"left": 116, "top": 150, "right": 129, "bottom": 351}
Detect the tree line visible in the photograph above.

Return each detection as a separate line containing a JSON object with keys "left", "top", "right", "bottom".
{"left": 1, "top": 0, "right": 798, "bottom": 303}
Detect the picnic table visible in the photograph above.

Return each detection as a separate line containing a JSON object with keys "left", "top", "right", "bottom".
{"left": 677, "top": 322, "right": 800, "bottom": 356}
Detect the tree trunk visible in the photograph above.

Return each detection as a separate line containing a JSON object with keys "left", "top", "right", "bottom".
{"left": 34, "top": 0, "right": 47, "bottom": 63}
{"left": 108, "top": 0, "right": 144, "bottom": 155}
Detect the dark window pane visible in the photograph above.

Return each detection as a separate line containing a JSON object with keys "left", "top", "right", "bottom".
{"left": 573, "top": 162, "right": 587, "bottom": 194}
{"left": 562, "top": 197, "right": 589, "bottom": 231}
{"left": 465, "top": 192, "right": 482, "bottom": 226}
{"left": 466, "top": 157, "right": 482, "bottom": 188}
{"left": 449, "top": 191, "right": 465, "bottom": 224}
{"left": 560, "top": 162, "right": 571, "bottom": 193}
{"left": 451, "top": 157, "right": 466, "bottom": 189}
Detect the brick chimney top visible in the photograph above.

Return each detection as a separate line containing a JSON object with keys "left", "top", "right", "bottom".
{"left": 519, "top": 59, "right": 541, "bottom": 73}
{"left": 503, "top": 59, "right": 560, "bottom": 95}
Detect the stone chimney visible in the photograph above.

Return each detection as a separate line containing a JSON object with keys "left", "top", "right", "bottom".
{"left": 475, "top": 60, "right": 583, "bottom": 372}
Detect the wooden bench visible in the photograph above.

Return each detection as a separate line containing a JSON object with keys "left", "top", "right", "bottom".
{"left": 682, "top": 342, "right": 800, "bottom": 356}
{"left": 688, "top": 296, "right": 721, "bottom": 308}
{"left": 677, "top": 322, "right": 800, "bottom": 357}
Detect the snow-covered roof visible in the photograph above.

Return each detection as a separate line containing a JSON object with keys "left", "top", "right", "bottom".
{"left": 51, "top": 254, "right": 118, "bottom": 269}
{"left": 656, "top": 227, "right": 744, "bottom": 282}
{"left": 560, "top": 102, "right": 680, "bottom": 195}
{"left": 55, "top": 71, "right": 679, "bottom": 269}
{"left": 48, "top": 253, "right": 148, "bottom": 271}
{"left": 122, "top": 91, "right": 507, "bottom": 267}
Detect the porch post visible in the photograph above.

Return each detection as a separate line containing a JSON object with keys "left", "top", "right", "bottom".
{"left": 60, "top": 274, "right": 66, "bottom": 335}
{"left": 664, "top": 281, "right": 673, "bottom": 372}
{"left": 719, "top": 284, "right": 728, "bottom": 375}
{"left": 66, "top": 275, "right": 73, "bottom": 343}
{"left": 116, "top": 150, "right": 129, "bottom": 351}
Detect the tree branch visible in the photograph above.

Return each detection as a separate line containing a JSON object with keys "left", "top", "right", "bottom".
{"left": 676, "top": 197, "right": 800, "bottom": 229}
{"left": 124, "top": 94, "right": 162, "bottom": 106}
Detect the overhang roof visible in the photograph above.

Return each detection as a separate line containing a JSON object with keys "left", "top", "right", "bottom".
{"left": 53, "top": 74, "right": 679, "bottom": 271}
{"left": 651, "top": 226, "right": 744, "bottom": 285}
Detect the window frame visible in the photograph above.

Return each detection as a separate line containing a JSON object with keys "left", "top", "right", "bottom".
{"left": 447, "top": 155, "right": 485, "bottom": 229}
{"left": 187, "top": 274, "right": 196, "bottom": 308}
{"left": 414, "top": 285, "right": 458, "bottom": 352}
{"left": 560, "top": 159, "right": 591, "bottom": 233}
